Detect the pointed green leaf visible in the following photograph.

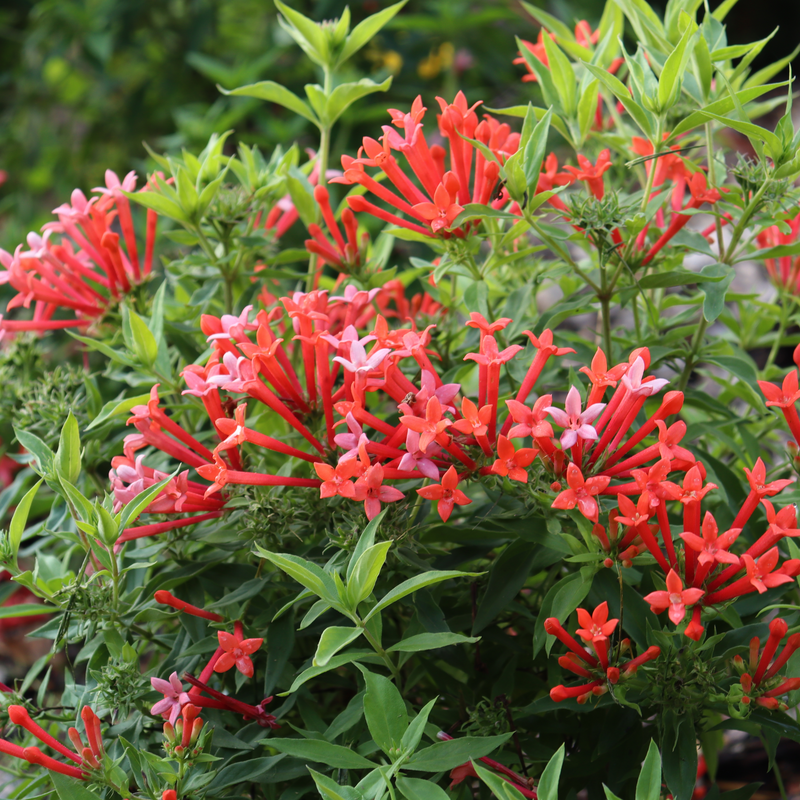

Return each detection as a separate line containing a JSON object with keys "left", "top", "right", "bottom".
{"left": 403, "top": 734, "right": 512, "bottom": 772}
{"left": 56, "top": 411, "right": 81, "bottom": 485}
{"left": 264, "top": 738, "right": 374, "bottom": 769}
{"left": 221, "top": 81, "right": 319, "bottom": 126}
{"left": 347, "top": 541, "right": 392, "bottom": 608}
{"left": 8, "top": 479, "right": 43, "bottom": 569}
{"left": 313, "top": 626, "right": 363, "bottom": 667}
{"left": 636, "top": 740, "right": 662, "bottom": 800}
{"left": 326, "top": 77, "right": 393, "bottom": 126}
{"left": 538, "top": 743, "right": 566, "bottom": 800}
{"left": 364, "top": 570, "right": 479, "bottom": 621}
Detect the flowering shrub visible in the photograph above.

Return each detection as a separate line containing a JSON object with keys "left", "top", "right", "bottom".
{"left": 3, "top": 2, "right": 800, "bottom": 800}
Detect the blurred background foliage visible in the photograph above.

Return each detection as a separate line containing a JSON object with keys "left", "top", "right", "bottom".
{"left": 0, "top": 0, "right": 798, "bottom": 250}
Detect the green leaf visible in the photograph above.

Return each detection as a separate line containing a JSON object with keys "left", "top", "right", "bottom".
{"left": 403, "top": 734, "right": 512, "bottom": 772}
{"left": 473, "top": 539, "right": 539, "bottom": 635}
{"left": 124, "top": 307, "right": 158, "bottom": 367}
{"left": 313, "top": 626, "right": 363, "bottom": 667}
{"left": 254, "top": 547, "right": 340, "bottom": 608}
{"left": 396, "top": 777, "right": 451, "bottom": 800}
{"left": 309, "top": 769, "right": 365, "bottom": 800}
{"left": 662, "top": 711, "right": 698, "bottom": 800}
{"left": 118, "top": 474, "right": 175, "bottom": 532}
{"left": 699, "top": 263, "right": 734, "bottom": 322}
{"left": 400, "top": 698, "right": 437, "bottom": 755}
{"left": 264, "top": 738, "right": 374, "bottom": 769}
{"left": 347, "top": 511, "right": 386, "bottom": 582}
{"left": 657, "top": 25, "right": 696, "bottom": 112}
{"left": 638, "top": 269, "right": 726, "bottom": 289}
{"left": 538, "top": 743, "right": 565, "bottom": 800}
{"left": 0, "top": 603, "right": 56, "bottom": 619}
{"left": 360, "top": 667, "right": 408, "bottom": 757}
{"left": 542, "top": 36, "right": 577, "bottom": 114}
{"left": 387, "top": 632, "right": 479, "bottom": 653}
{"left": 8, "top": 479, "right": 43, "bottom": 568}
{"left": 670, "top": 82, "right": 786, "bottom": 138}
{"left": 472, "top": 759, "right": 528, "bottom": 800}
{"left": 87, "top": 394, "right": 151, "bottom": 431}
{"left": 337, "top": 1, "right": 407, "bottom": 67}
{"left": 519, "top": 1, "right": 574, "bottom": 40}
{"left": 364, "top": 570, "right": 478, "bottom": 621}
{"left": 282, "top": 650, "right": 379, "bottom": 694}
{"left": 50, "top": 772, "right": 104, "bottom": 800}
{"left": 274, "top": 0, "right": 329, "bottom": 66}
{"left": 347, "top": 542, "right": 392, "bottom": 608}
{"left": 56, "top": 411, "right": 81, "bottom": 485}
{"left": 123, "top": 189, "right": 188, "bottom": 223}
{"left": 636, "top": 740, "right": 662, "bottom": 800}
{"left": 326, "top": 78, "right": 392, "bottom": 125}
{"left": 14, "top": 428, "right": 54, "bottom": 476}
{"left": 582, "top": 61, "right": 653, "bottom": 137}
{"left": 699, "top": 111, "right": 782, "bottom": 155}
{"left": 221, "top": 81, "right": 319, "bottom": 126}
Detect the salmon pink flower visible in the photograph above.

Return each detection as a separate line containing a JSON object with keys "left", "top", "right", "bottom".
{"left": 412, "top": 175, "right": 464, "bottom": 233}
{"left": 490, "top": 436, "right": 537, "bottom": 482}
{"left": 644, "top": 570, "right": 704, "bottom": 625}
{"left": 416, "top": 465, "right": 471, "bottom": 521}
{"left": 551, "top": 463, "right": 610, "bottom": 522}
{"left": 575, "top": 602, "right": 618, "bottom": 644}
{"left": 505, "top": 395, "right": 553, "bottom": 439}
{"left": 314, "top": 460, "right": 359, "bottom": 498}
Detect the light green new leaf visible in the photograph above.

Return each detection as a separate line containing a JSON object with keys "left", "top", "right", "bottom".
{"left": 636, "top": 740, "right": 662, "bottom": 800}
{"left": 221, "top": 81, "right": 319, "bottom": 127}
{"left": 275, "top": 1, "right": 329, "bottom": 66}
{"left": 582, "top": 62, "right": 653, "bottom": 137}
{"left": 125, "top": 307, "right": 158, "bottom": 367}
{"left": 472, "top": 759, "right": 528, "bottom": 800}
{"left": 347, "top": 541, "right": 392, "bottom": 608}
{"left": 519, "top": 1, "right": 573, "bottom": 40}
{"left": 337, "top": 1, "right": 407, "bottom": 67}
{"left": 364, "top": 570, "right": 479, "bottom": 621}
{"left": 542, "top": 35, "right": 577, "bottom": 116}
{"left": 313, "top": 626, "right": 364, "bottom": 667}
{"left": 8, "top": 479, "right": 43, "bottom": 569}
{"left": 254, "top": 547, "right": 340, "bottom": 607}
{"left": 123, "top": 189, "right": 188, "bottom": 223}
{"left": 326, "top": 78, "right": 393, "bottom": 126}
{"left": 657, "top": 25, "right": 696, "bottom": 112}
{"left": 400, "top": 698, "right": 437, "bottom": 755}
{"left": 87, "top": 394, "right": 151, "bottom": 431}
{"left": 118, "top": 474, "right": 176, "bottom": 532}
{"left": 347, "top": 510, "right": 386, "bottom": 582}
{"left": 309, "top": 769, "right": 365, "bottom": 800}
{"left": 538, "top": 744, "right": 566, "bottom": 800}
{"left": 56, "top": 411, "right": 81, "bottom": 485}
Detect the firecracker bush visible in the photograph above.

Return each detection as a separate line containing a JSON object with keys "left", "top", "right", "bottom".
{"left": 3, "top": 2, "right": 800, "bottom": 800}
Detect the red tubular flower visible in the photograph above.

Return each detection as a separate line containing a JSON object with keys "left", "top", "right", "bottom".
{"left": 7, "top": 705, "right": 82, "bottom": 764}
{"left": 544, "top": 618, "right": 598, "bottom": 666}
{"left": 183, "top": 673, "right": 280, "bottom": 728}
{"left": 642, "top": 173, "right": 721, "bottom": 265}
{"left": 23, "top": 747, "right": 87, "bottom": 779}
{"left": 416, "top": 466, "right": 471, "bottom": 522}
{"left": 154, "top": 590, "right": 224, "bottom": 622}
{"left": 644, "top": 570, "right": 704, "bottom": 627}
{"left": 680, "top": 513, "right": 741, "bottom": 588}
{"left": 550, "top": 681, "right": 603, "bottom": 702}
{"left": 759, "top": 368, "right": 800, "bottom": 444}
{"left": 754, "top": 618, "right": 789, "bottom": 685}
{"left": 214, "top": 622, "right": 264, "bottom": 678}
{"left": 334, "top": 93, "right": 516, "bottom": 241}
{"left": 0, "top": 171, "right": 159, "bottom": 336}
{"left": 564, "top": 150, "right": 612, "bottom": 199}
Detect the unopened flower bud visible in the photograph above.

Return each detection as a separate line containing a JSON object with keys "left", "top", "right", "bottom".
{"left": 190, "top": 718, "right": 203, "bottom": 745}
{"left": 603, "top": 558, "right": 614, "bottom": 568}
{"left": 163, "top": 722, "right": 175, "bottom": 743}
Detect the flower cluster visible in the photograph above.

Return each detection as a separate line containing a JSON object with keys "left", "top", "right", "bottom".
{"left": 0, "top": 170, "right": 160, "bottom": 336}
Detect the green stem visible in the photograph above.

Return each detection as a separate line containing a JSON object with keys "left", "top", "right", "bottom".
{"left": 640, "top": 118, "right": 663, "bottom": 213}
{"left": 361, "top": 623, "right": 403, "bottom": 686}
{"left": 223, "top": 275, "right": 234, "bottom": 316}
{"left": 724, "top": 177, "right": 772, "bottom": 263}
{"left": 765, "top": 294, "right": 789, "bottom": 372}
{"left": 676, "top": 315, "right": 708, "bottom": 392}
{"left": 705, "top": 123, "right": 725, "bottom": 262}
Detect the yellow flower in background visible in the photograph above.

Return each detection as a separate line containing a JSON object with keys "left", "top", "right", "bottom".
{"left": 418, "top": 42, "right": 454, "bottom": 79}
